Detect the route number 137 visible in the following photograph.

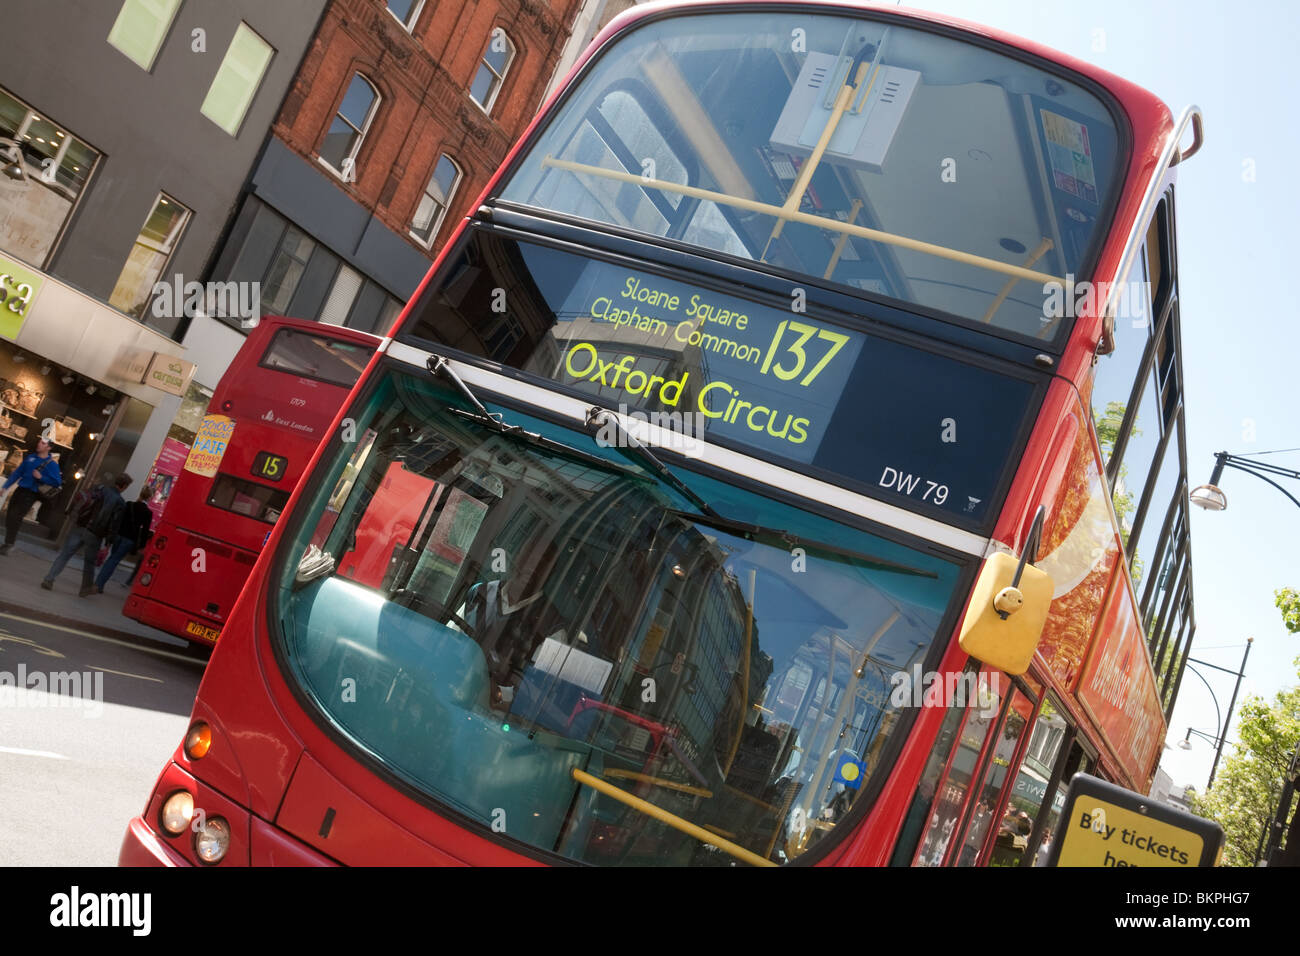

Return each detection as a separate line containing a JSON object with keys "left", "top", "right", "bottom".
{"left": 759, "top": 321, "right": 851, "bottom": 386}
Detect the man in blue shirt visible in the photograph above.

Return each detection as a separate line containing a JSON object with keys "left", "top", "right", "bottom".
{"left": 1, "top": 437, "right": 62, "bottom": 554}
{"left": 42, "top": 472, "right": 131, "bottom": 597}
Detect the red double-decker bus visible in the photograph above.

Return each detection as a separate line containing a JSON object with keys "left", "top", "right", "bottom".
{"left": 121, "top": 1, "right": 1203, "bottom": 867}
{"left": 123, "top": 316, "right": 378, "bottom": 646}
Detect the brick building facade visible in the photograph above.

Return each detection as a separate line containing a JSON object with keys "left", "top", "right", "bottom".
{"left": 203, "top": 0, "right": 586, "bottom": 337}
{"left": 279, "top": 0, "right": 582, "bottom": 252}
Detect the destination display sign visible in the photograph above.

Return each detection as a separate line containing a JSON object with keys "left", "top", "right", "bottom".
{"left": 542, "top": 266, "right": 866, "bottom": 464}
{"left": 403, "top": 231, "right": 1039, "bottom": 525}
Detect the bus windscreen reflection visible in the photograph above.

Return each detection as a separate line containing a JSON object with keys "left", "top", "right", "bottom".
{"left": 281, "top": 373, "right": 960, "bottom": 866}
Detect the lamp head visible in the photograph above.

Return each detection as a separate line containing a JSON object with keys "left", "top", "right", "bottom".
{"left": 1190, "top": 483, "right": 1227, "bottom": 511}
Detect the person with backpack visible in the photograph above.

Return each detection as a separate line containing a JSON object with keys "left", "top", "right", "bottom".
{"left": 94, "top": 487, "right": 153, "bottom": 592}
{"left": 0, "top": 437, "right": 62, "bottom": 555}
{"left": 41, "top": 472, "right": 131, "bottom": 596}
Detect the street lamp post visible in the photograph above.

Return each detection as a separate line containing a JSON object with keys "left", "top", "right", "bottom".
{"left": 1172, "top": 644, "right": 1251, "bottom": 789}
{"left": 1193, "top": 641, "right": 1253, "bottom": 787}
{"left": 1178, "top": 727, "right": 1229, "bottom": 752}
{"left": 1190, "top": 448, "right": 1299, "bottom": 864}
{"left": 1191, "top": 451, "right": 1300, "bottom": 513}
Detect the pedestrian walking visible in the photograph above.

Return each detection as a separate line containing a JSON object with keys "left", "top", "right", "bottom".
{"left": 42, "top": 472, "right": 132, "bottom": 596}
{"left": 95, "top": 488, "right": 153, "bottom": 591}
{"left": 1, "top": 437, "right": 62, "bottom": 554}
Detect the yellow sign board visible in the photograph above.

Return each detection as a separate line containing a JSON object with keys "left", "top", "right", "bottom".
{"left": 184, "top": 415, "right": 236, "bottom": 478}
{"left": 1049, "top": 774, "right": 1222, "bottom": 867}
{"left": 0, "top": 253, "right": 44, "bottom": 341}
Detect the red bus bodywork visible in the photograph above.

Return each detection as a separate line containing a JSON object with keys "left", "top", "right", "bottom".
{"left": 123, "top": 317, "right": 379, "bottom": 646}
{"left": 120, "top": 1, "right": 1188, "bottom": 866}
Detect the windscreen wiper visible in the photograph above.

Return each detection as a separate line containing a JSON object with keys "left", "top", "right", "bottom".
{"left": 427, "top": 356, "right": 640, "bottom": 476}
{"left": 668, "top": 507, "right": 938, "bottom": 579}
{"left": 583, "top": 406, "right": 722, "bottom": 519}
{"left": 584, "top": 405, "right": 932, "bottom": 578}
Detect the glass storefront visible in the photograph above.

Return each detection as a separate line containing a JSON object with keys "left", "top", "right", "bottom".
{"left": 0, "top": 339, "right": 126, "bottom": 535}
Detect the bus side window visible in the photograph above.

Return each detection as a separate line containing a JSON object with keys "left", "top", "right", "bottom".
{"left": 1091, "top": 196, "right": 1172, "bottom": 557}
{"left": 910, "top": 669, "right": 1006, "bottom": 866}
{"left": 890, "top": 668, "right": 976, "bottom": 865}
{"left": 991, "top": 696, "right": 1069, "bottom": 867}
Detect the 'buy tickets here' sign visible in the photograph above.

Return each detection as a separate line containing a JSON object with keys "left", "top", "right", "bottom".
{"left": 1047, "top": 774, "right": 1222, "bottom": 867}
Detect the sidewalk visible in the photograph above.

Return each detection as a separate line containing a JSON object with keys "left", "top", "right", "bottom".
{"left": 0, "top": 534, "right": 200, "bottom": 655}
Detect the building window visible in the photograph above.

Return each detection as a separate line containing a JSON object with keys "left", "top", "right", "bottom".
{"left": 107, "top": 0, "right": 182, "bottom": 71}
{"left": 409, "top": 154, "right": 461, "bottom": 246}
{"left": 342, "top": 279, "right": 401, "bottom": 333}
{"left": 319, "top": 74, "right": 380, "bottom": 180}
{"left": 201, "top": 23, "right": 275, "bottom": 136}
{"left": 386, "top": 0, "right": 425, "bottom": 31}
{"left": 469, "top": 30, "right": 515, "bottom": 114}
{"left": 0, "top": 87, "right": 101, "bottom": 270}
{"left": 262, "top": 226, "right": 317, "bottom": 314}
{"left": 320, "top": 264, "right": 363, "bottom": 326}
{"left": 109, "top": 193, "right": 192, "bottom": 319}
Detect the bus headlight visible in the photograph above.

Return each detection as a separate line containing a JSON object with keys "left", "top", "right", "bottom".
{"left": 194, "top": 816, "right": 231, "bottom": 864}
{"left": 139, "top": 573, "right": 153, "bottom": 586}
{"left": 159, "top": 790, "right": 194, "bottom": 835}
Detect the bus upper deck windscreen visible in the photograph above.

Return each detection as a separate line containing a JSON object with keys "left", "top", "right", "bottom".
{"left": 259, "top": 328, "right": 373, "bottom": 387}
{"left": 219, "top": 327, "right": 375, "bottom": 440}
{"left": 498, "top": 9, "right": 1124, "bottom": 342}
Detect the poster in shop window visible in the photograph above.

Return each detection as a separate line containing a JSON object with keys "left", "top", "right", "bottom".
{"left": 143, "top": 436, "right": 190, "bottom": 525}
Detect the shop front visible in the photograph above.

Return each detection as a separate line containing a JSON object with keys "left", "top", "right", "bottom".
{"left": 0, "top": 249, "right": 193, "bottom": 540}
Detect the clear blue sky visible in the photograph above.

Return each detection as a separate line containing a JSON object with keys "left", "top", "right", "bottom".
{"left": 896, "top": 0, "right": 1300, "bottom": 791}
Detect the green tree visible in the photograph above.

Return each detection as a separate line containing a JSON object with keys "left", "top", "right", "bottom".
{"left": 1190, "top": 658, "right": 1300, "bottom": 866}
{"left": 1277, "top": 588, "right": 1300, "bottom": 635}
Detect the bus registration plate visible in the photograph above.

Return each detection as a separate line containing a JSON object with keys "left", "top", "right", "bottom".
{"left": 185, "top": 621, "right": 221, "bottom": 642}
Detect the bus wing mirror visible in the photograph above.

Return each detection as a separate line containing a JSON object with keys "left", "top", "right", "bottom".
{"left": 1097, "top": 307, "right": 1116, "bottom": 356}
{"left": 294, "top": 544, "right": 335, "bottom": 589}
{"left": 958, "top": 507, "right": 1053, "bottom": 675}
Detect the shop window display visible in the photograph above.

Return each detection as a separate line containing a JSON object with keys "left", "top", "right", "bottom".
{"left": 0, "top": 345, "right": 123, "bottom": 535}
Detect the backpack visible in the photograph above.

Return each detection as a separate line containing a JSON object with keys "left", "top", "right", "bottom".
{"left": 89, "top": 493, "right": 124, "bottom": 538}
{"left": 74, "top": 486, "right": 104, "bottom": 528}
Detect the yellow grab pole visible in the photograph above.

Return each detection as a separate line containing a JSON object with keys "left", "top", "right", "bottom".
{"left": 541, "top": 156, "right": 1070, "bottom": 289}
{"left": 572, "top": 768, "right": 775, "bottom": 867}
